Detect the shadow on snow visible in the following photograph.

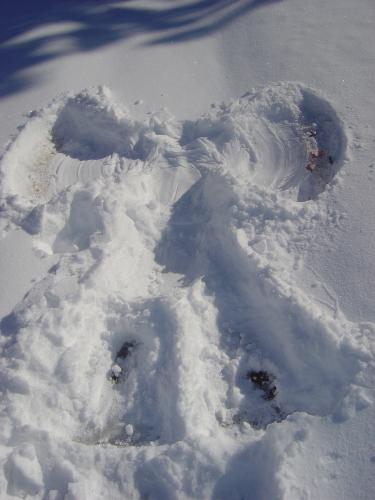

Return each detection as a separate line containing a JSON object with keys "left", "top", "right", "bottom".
{"left": 0, "top": 0, "right": 282, "bottom": 97}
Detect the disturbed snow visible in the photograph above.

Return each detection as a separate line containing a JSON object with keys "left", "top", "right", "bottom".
{"left": 0, "top": 83, "right": 373, "bottom": 499}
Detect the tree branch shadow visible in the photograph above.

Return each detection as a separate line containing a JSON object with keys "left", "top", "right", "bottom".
{"left": 0, "top": 0, "right": 282, "bottom": 98}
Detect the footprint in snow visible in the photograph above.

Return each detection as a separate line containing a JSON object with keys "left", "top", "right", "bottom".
{"left": 79, "top": 298, "right": 185, "bottom": 447}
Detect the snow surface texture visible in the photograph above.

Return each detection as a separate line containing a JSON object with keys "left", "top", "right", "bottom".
{"left": 0, "top": 83, "right": 373, "bottom": 499}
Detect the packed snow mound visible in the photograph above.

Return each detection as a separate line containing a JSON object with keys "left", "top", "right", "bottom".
{"left": 0, "top": 84, "right": 370, "bottom": 499}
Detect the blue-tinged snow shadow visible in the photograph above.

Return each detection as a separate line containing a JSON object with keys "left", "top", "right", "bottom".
{"left": 212, "top": 436, "right": 282, "bottom": 500}
{"left": 0, "top": 0, "right": 282, "bottom": 97}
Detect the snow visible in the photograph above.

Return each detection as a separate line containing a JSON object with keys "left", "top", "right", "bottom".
{"left": 1, "top": 1, "right": 375, "bottom": 499}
